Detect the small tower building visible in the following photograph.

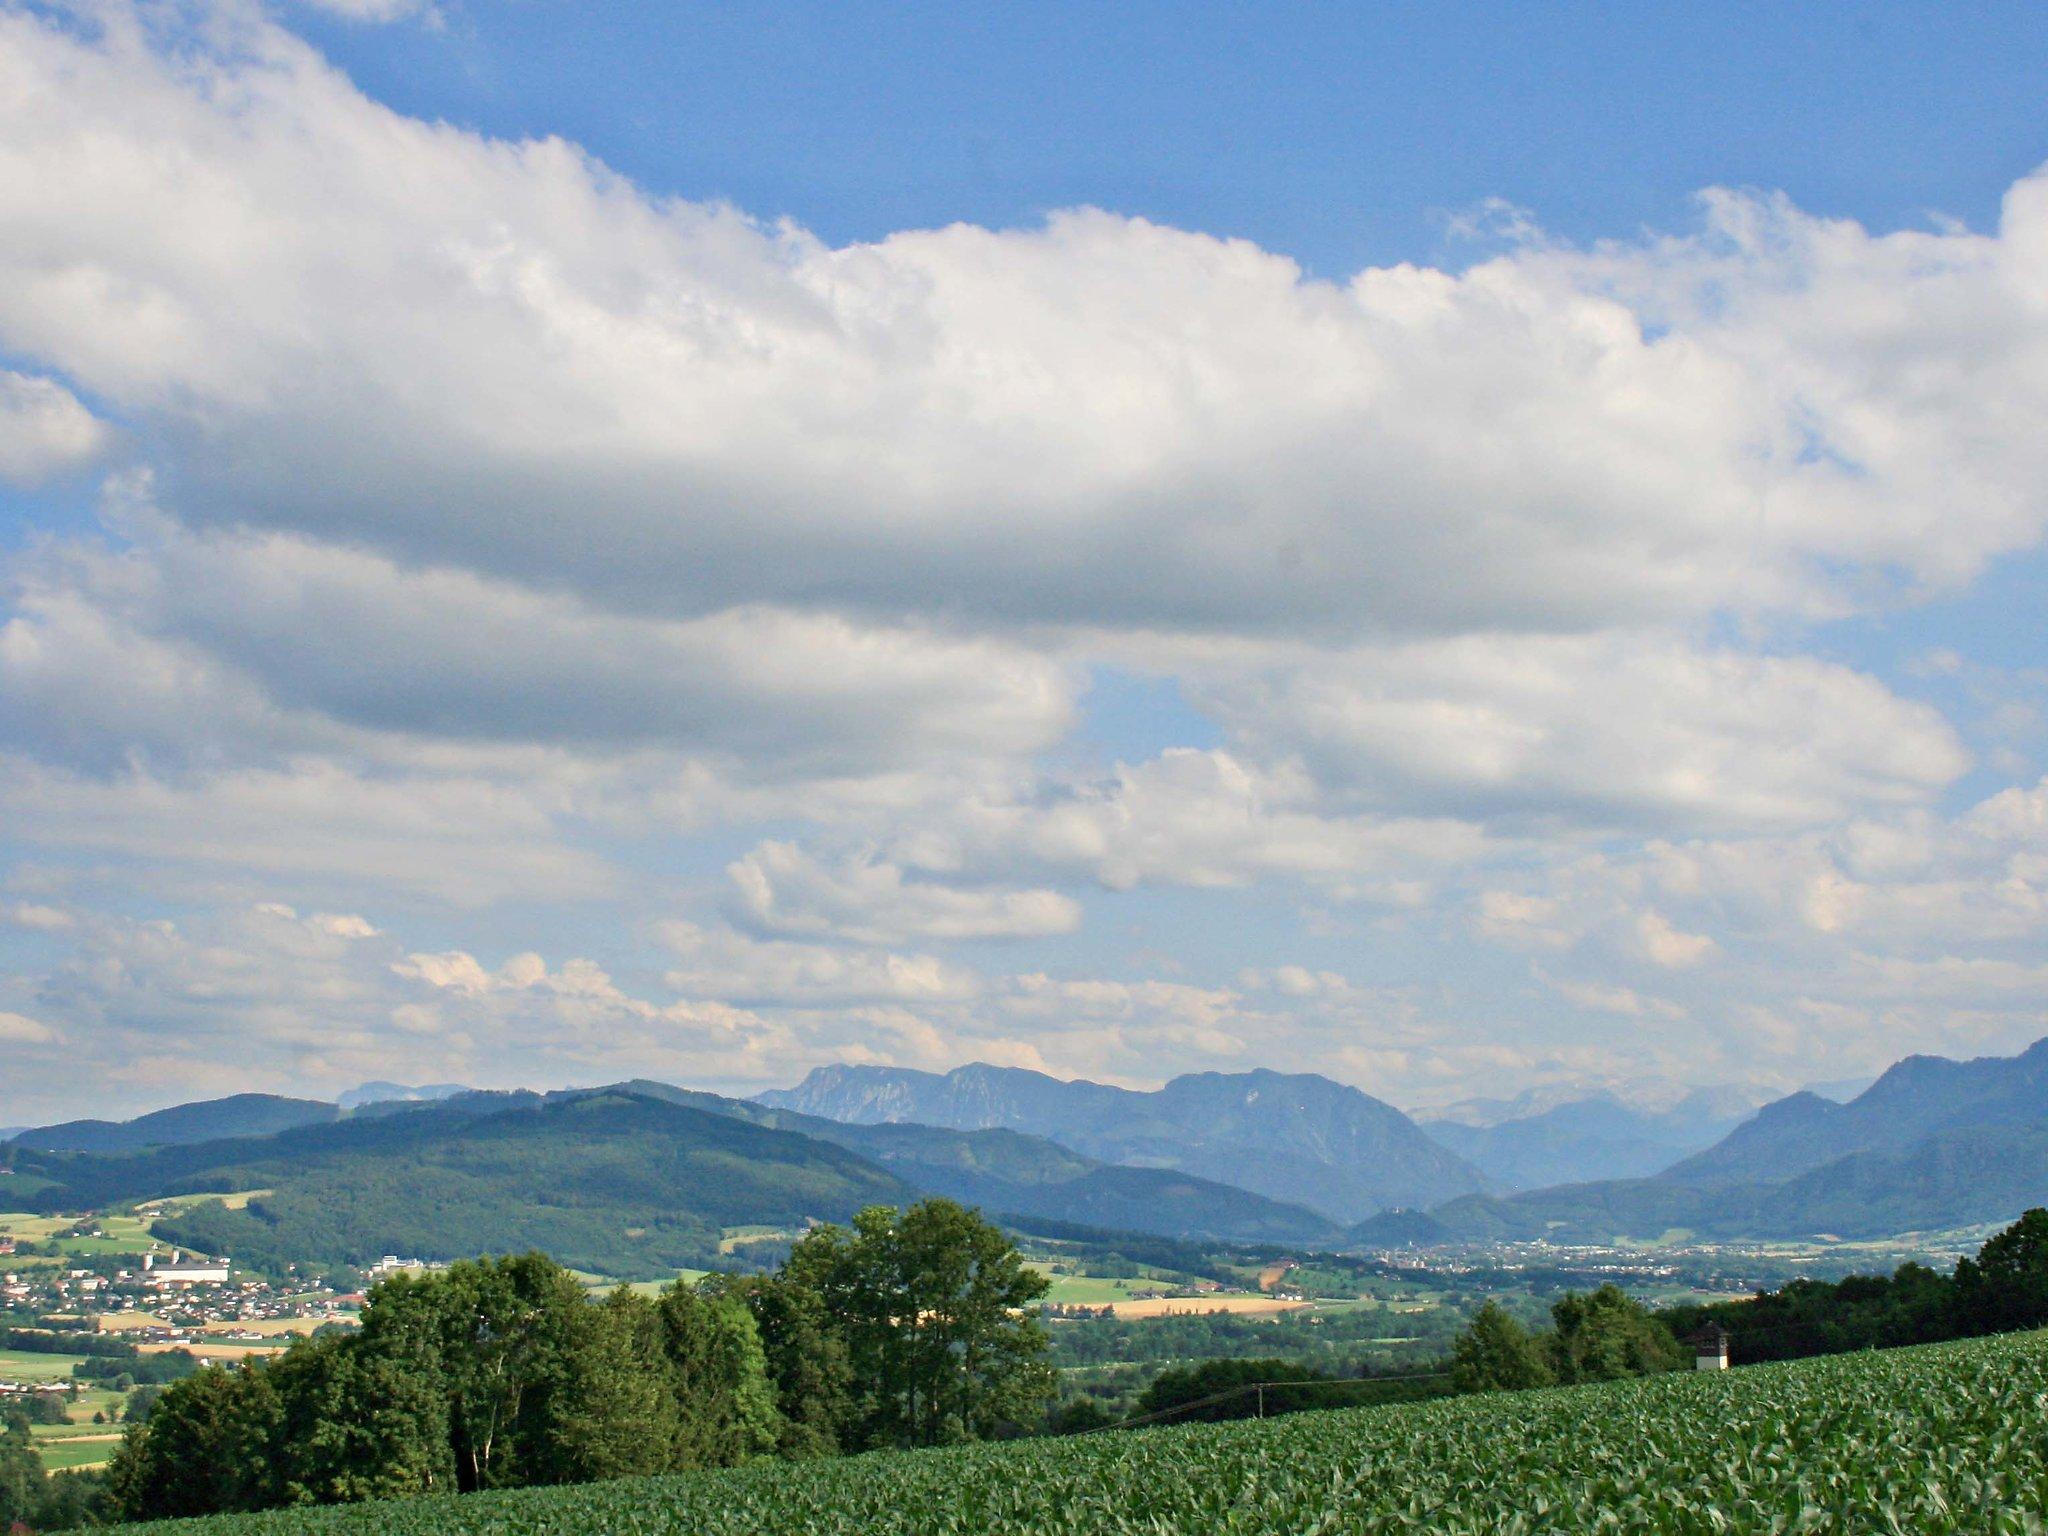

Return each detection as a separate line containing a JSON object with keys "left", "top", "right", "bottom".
{"left": 1686, "top": 1323, "right": 1730, "bottom": 1371}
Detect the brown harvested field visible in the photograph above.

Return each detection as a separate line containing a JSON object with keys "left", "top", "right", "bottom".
{"left": 92, "top": 1310, "right": 170, "bottom": 1332}
{"left": 138, "top": 1340, "right": 288, "bottom": 1361}
{"left": 1100, "top": 1295, "right": 1311, "bottom": 1320}
{"left": 198, "top": 1317, "right": 345, "bottom": 1337}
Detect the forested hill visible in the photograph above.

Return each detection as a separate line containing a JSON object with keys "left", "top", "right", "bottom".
{"left": 10, "top": 1093, "right": 342, "bottom": 1152}
{"left": 6, "top": 1090, "right": 917, "bottom": 1276}
{"left": 760, "top": 1062, "right": 1483, "bottom": 1221}
{"left": 1, "top": 1083, "right": 1340, "bottom": 1270}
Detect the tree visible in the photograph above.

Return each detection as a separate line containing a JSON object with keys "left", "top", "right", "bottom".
{"left": 1451, "top": 1302, "right": 1554, "bottom": 1393}
{"left": 1546, "top": 1285, "right": 1680, "bottom": 1384}
{"left": 785, "top": 1200, "right": 1054, "bottom": 1448}
{"left": 1956, "top": 1207, "right": 2048, "bottom": 1334}
{"left": 530, "top": 1288, "right": 676, "bottom": 1486}
{"left": 108, "top": 1361, "right": 284, "bottom": 1520}
{"left": 653, "top": 1284, "right": 779, "bottom": 1468}
{"left": 268, "top": 1329, "right": 454, "bottom": 1505}
{"left": 703, "top": 1271, "right": 854, "bottom": 1457}
{"left": 0, "top": 1413, "right": 40, "bottom": 1533}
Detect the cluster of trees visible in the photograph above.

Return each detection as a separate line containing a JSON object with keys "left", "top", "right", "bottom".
{"left": 1450, "top": 1285, "right": 1680, "bottom": 1394}
{"left": 1, "top": 1411, "right": 115, "bottom": 1531}
{"left": 108, "top": 1200, "right": 1054, "bottom": 1523}
{"left": 1454, "top": 1210, "right": 2048, "bottom": 1394}
{"left": 1662, "top": 1208, "right": 2048, "bottom": 1363}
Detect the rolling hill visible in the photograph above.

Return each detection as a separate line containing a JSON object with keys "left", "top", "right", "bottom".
{"left": 5, "top": 1090, "right": 917, "bottom": 1275}
{"left": 9, "top": 1093, "right": 342, "bottom": 1152}
{"left": 761, "top": 1062, "right": 1483, "bottom": 1221}
{"left": 1, "top": 1081, "right": 1338, "bottom": 1269}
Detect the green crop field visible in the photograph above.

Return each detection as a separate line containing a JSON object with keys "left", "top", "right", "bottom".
{"left": 107, "top": 1330, "right": 2048, "bottom": 1534}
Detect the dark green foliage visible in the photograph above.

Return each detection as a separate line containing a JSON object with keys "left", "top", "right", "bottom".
{"left": 2, "top": 1328, "right": 138, "bottom": 1358}
{"left": 1955, "top": 1205, "right": 2048, "bottom": 1334}
{"left": 1042, "top": 1397, "right": 1115, "bottom": 1435}
{"left": 702, "top": 1273, "right": 854, "bottom": 1459}
{"left": 784, "top": 1200, "right": 1054, "bottom": 1448}
{"left": 3, "top": 1410, "right": 118, "bottom": 1531}
{"left": 13, "top": 1093, "right": 341, "bottom": 1153}
{"left": 0, "top": 1414, "right": 39, "bottom": 1530}
{"left": 1449, "top": 1301, "right": 1553, "bottom": 1392}
{"left": 1131, "top": 1358, "right": 1448, "bottom": 1426}
{"left": 1048, "top": 1294, "right": 1463, "bottom": 1371}
{"left": 1661, "top": 1210, "right": 2048, "bottom": 1366}
{"left": 76, "top": 1350, "right": 199, "bottom": 1385}
{"left": 107, "top": 1252, "right": 786, "bottom": 1521}
{"left": 10, "top": 1392, "right": 74, "bottom": 1426}
{"left": 1546, "top": 1285, "right": 1680, "bottom": 1383}
{"left": 108, "top": 1360, "right": 285, "bottom": 1519}
{"left": 106, "top": 1202, "right": 1052, "bottom": 1524}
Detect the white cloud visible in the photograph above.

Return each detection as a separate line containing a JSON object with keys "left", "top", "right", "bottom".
{"left": 4, "top": 8, "right": 2048, "bottom": 642}
{"left": 0, "top": 1009, "right": 55, "bottom": 1043}
{"left": 3, "top": 3, "right": 2048, "bottom": 1113}
{"left": 658, "top": 921, "right": 983, "bottom": 1006}
{"left": 726, "top": 842, "right": 1081, "bottom": 944}
{"left": 294, "top": 0, "right": 437, "bottom": 23}
{"left": 0, "top": 370, "right": 105, "bottom": 485}
{"left": 1187, "top": 633, "right": 1968, "bottom": 831}
{"left": 1634, "top": 910, "right": 1717, "bottom": 968}
{"left": 895, "top": 748, "right": 1487, "bottom": 895}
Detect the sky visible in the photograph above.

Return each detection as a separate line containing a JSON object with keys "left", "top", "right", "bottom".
{"left": 4, "top": 0, "right": 2048, "bottom": 1122}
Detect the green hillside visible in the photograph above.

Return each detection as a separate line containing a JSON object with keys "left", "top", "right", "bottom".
{"left": 9, "top": 1091, "right": 916, "bottom": 1276}
{"left": 11, "top": 1095, "right": 342, "bottom": 1153}
{"left": 107, "top": 1329, "right": 2048, "bottom": 1534}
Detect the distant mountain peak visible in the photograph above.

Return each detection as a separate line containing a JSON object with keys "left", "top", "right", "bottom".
{"left": 761, "top": 1060, "right": 1481, "bottom": 1222}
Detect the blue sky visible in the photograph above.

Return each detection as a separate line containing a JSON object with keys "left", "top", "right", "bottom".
{"left": 2, "top": 0, "right": 2048, "bottom": 1122}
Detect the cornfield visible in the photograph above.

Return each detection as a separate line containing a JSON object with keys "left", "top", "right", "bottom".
{"left": 117, "top": 1330, "right": 2048, "bottom": 1534}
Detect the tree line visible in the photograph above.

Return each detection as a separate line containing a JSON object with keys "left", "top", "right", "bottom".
{"left": 1453, "top": 1209, "right": 2048, "bottom": 1395}
{"left": 106, "top": 1199, "right": 1053, "bottom": 1524}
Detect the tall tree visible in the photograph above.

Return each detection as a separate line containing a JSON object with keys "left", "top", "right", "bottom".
{"left": 702, "top": 1270, "right": 854, "bottom": 1457}
{"left": 1957, "top": 1207, "right": 2048, "bottom": 1334}
{"left": 108, "top": 1361, "right": 283, "bottom": 1519}
{"left": 1547, "top": 1285, "right": 1680, "bottom": 1384}
{"left": 787, "top": 1199, "right": 1053, "bottom": 1448}
{"left": 655, "top": 1284, "right": 781, "bottom": 1466}
{"left": 1450, "top": 1301, "right": 1554, "bottom": 1393}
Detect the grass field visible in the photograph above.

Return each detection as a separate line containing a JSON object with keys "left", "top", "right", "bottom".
{"left": 1033, "top": 1271, "right": 1170, "bottom": 1306}
{"left": 37, "top": 1433, "right": 123, "bottom": 1471}
{"left": 105, "top": 1325, "right": 2048, "bottom": 1533}
{"left": 0, "top": 1346, "right": 86, "bottom": 1381}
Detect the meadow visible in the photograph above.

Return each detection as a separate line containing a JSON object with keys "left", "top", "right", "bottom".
{"left": 107, "top": 1328, "right": 2048, "bottom": 1535}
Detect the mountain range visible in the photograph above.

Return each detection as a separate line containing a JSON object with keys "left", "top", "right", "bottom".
{"left": 0, "top": 1081, "right": 1337, "bottom": 1273}
{"left": 8, "top": 1036, "right": 2048, "bottom": 1262}
{"left": 1385, "top": 1038, "right": 2048, "bottom": 1244}
{"left": 759, "top": 1062, "right": 1482, "bottom": 1222}
{"left": 1415, "top": 1089, "right": 1760, "bottom": 1192}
